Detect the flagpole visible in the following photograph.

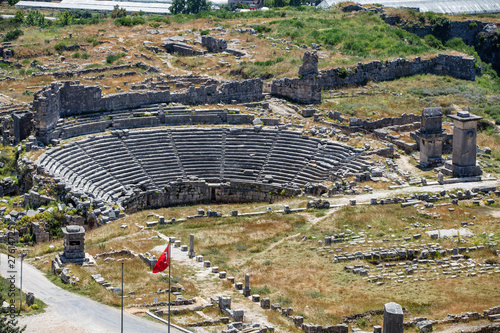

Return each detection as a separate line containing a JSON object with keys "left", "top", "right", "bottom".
{"left": 168, "top": 241, "right": 171, "bottom": 333}
{"left": 121, "top": 262, "right": 124, "bottom": 333}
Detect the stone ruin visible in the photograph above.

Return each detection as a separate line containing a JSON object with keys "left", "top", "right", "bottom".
{"left": 202, "top": 36, "right": 228, "bottom": 53}
{"left": 52, "top": 225, "right": 95, "bottom": 273}
{"left": 416, "top": 107, "right": 446, "bottom": 168}
{"left": 272, "top": 53, "right": 476, "bottom": 104}
{"left": 443, "top": 111, "right": 483, "bottom": 177}
{"left": 32, "top": 79, "right": 263, "bottom": 144}
{"left": 298, "top": 51, "right": 319, "bottom": 77}
{"left": 36, "top": 127, "right": 370, "bottom": 211}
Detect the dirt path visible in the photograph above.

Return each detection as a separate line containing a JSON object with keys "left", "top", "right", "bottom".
{"left": 152, "top": 232, "right": 275, "bottom": 330}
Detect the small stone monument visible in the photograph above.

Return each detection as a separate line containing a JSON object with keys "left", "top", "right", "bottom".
{"left": 416, "top": 107, "right": 446, "bottom": 168}
{"left": 61, "top": 225, "right": 86, "bottom": 263}
{"left": 443, "top": 111, "right": 482, "bottom": 177}
{"left": 243, "top": 273, "right": 251, "bottom": 297}
{"left": 383, "top": 302, "right": 404, "bottom": 333}
{"left": 52, "top": 225, "right": 95, "bottom": 273}
{"left": 188, "top": 234, "right": 195, "bottom": 259}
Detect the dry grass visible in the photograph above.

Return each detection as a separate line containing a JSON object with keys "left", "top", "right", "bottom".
{"left": 22, "top": 195, "right": 499, "bottom": 329}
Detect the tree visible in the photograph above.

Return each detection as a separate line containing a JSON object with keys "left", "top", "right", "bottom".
{"left": 289, "top": 0, "right": 301, "bottom": 6}
{"left": 7, "top": 0, "right": 20, "bottom": 6}
{"left": 24, "top": 9, "right": 46, "bottom": 27}
{"left": 273, "top": 0, "right": 286, "bottom": 7}
{"left": 185, "top": 0, "right": 210, "bottom": 14}
{"left": 12, "top": 10, "right": 24, "bottom": 24}
{"left": 57, "top": 11, "right": 74, "bottom": 26}
{"left": 170, "top": 0, "right": 186, "bottom": 14}
{"left": 111, "top": 5, "right": 126, "bottom": 18}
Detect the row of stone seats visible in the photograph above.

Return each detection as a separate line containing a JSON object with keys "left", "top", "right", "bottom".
{"left": 38, "top": 140, "right": 126, "bottom": 202}
{"left": 171, "top": 128, "right": 223, "bottom": 180}
{"left": 37, "top": 128, "right": 367, "bottom": 203}
{"left": 119, "top": 130, "right": 183, "bottom": 188}
{"left": 257, "top": 132, "right": 324, "bottom": 185}
{"left": 223, "top": 129, "right": 277, "bottom": 182}
{"left": 56, "top": 105, "right": 230, "bottom": 130}
{"left": 77, "top": 136, "right": 156, "bottom": 190}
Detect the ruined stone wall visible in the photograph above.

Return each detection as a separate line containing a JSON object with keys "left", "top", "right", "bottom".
{"left": 271, "top": 77, "right": 321, "bottom": 104}
{"left": 319, "top": 54, "right": 476, "bottom": 90}
{"left": 32, "top": 79, "right": 263, "bottom": 139}
{"left": 271, "top": 54, "right": 475, "bottom": 104}
{"left": 34, "top": 79, "right": 262, "bottom": 116}
{"left": 123, "top": 180, "right": 300, "bottom": 213}
{"left": 349, "top": 113, "right": 421, "bottom": 130}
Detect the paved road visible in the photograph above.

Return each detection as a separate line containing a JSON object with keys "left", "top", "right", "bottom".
{"left": 326, "top": 179, "right": 499, "bottom": 206}
{"left": 0, "top": 253, "right": 182, "bottom": 333}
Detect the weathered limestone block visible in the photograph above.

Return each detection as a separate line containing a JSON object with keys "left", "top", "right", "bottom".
{"left": 383, "top": 302, "right": 404, "bottom": 333}
{"left": 202, "top": 36, "right": 227, "bottom": 53}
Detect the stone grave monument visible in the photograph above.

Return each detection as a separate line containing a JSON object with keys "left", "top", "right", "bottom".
{"left": 443, "top": 111, "right": 482, "bottom": 177}
{"left": 52, "top": 225, "right": 95, "bottom": 273}
{"left": 416, "top": 107, "right": 446, "bottom": 168}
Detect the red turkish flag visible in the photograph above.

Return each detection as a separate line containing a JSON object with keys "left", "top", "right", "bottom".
{"left": 152, "top": 244, "right": 170, "bottom": 273}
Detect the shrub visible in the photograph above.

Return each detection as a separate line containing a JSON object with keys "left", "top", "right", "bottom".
{"left": 25, "top": 9, "right": 47, "bottom": 27}
{"left": 148, "top": 15, "right": 170, "bottom": 24}
{"left": 106, "top": 54, "right": 118, "bottom": 63}
{"left": 2, "top": 29, "right": 23, "bottom": 42}
{"left": 337, "top": 67, "right": 349, "bottom": 79}
{"left": 54, "top": 42, "right": 66, "bottom": 52}
{"left": 87, "top": 37, "right": 99, "bottom": 46}
{"left": 114, "top": 17, "right": 133, "bottom": 26}
{"left": 200, "top": 29, "right": 209, "bottom": 35}
{"left": 424, "top": 34, "right": 443, "bottom": 49}
{"left": 132, "top": 16, "right": 145, "bottom": 25}
{"left": 252, "top": 25, "right": 271, "bottom": 33}
{"left": 72, "top": 52, "right": 81, "bottom": 58}
{"left": 106, "top": 52, "right": 126, "bottom": 64}
{"left": 12, "top": 11, "right": 24, "bottom": 24}
{"left": 31, "top": 304, "right": 39, "bottom": 310}
{"left": 111, "top": 5, "right": 127, "bottom": 18}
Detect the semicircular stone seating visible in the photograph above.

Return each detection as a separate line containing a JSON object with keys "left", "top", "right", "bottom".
{"left": 37, "top": 127, "right": 371, "bottom": 204}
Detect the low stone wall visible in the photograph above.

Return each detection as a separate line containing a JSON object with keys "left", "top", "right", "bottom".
{"left": 124, "top": 180, "right": 301, "bottom": 213}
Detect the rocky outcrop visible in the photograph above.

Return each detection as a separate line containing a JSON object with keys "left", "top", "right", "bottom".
{"left": 382, "top": 15, "right": 500, "bottom": 73}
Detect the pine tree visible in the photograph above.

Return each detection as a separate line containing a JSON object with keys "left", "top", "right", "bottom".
{"left": 170, "top": 0, "right": 186, "bottom": 14}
